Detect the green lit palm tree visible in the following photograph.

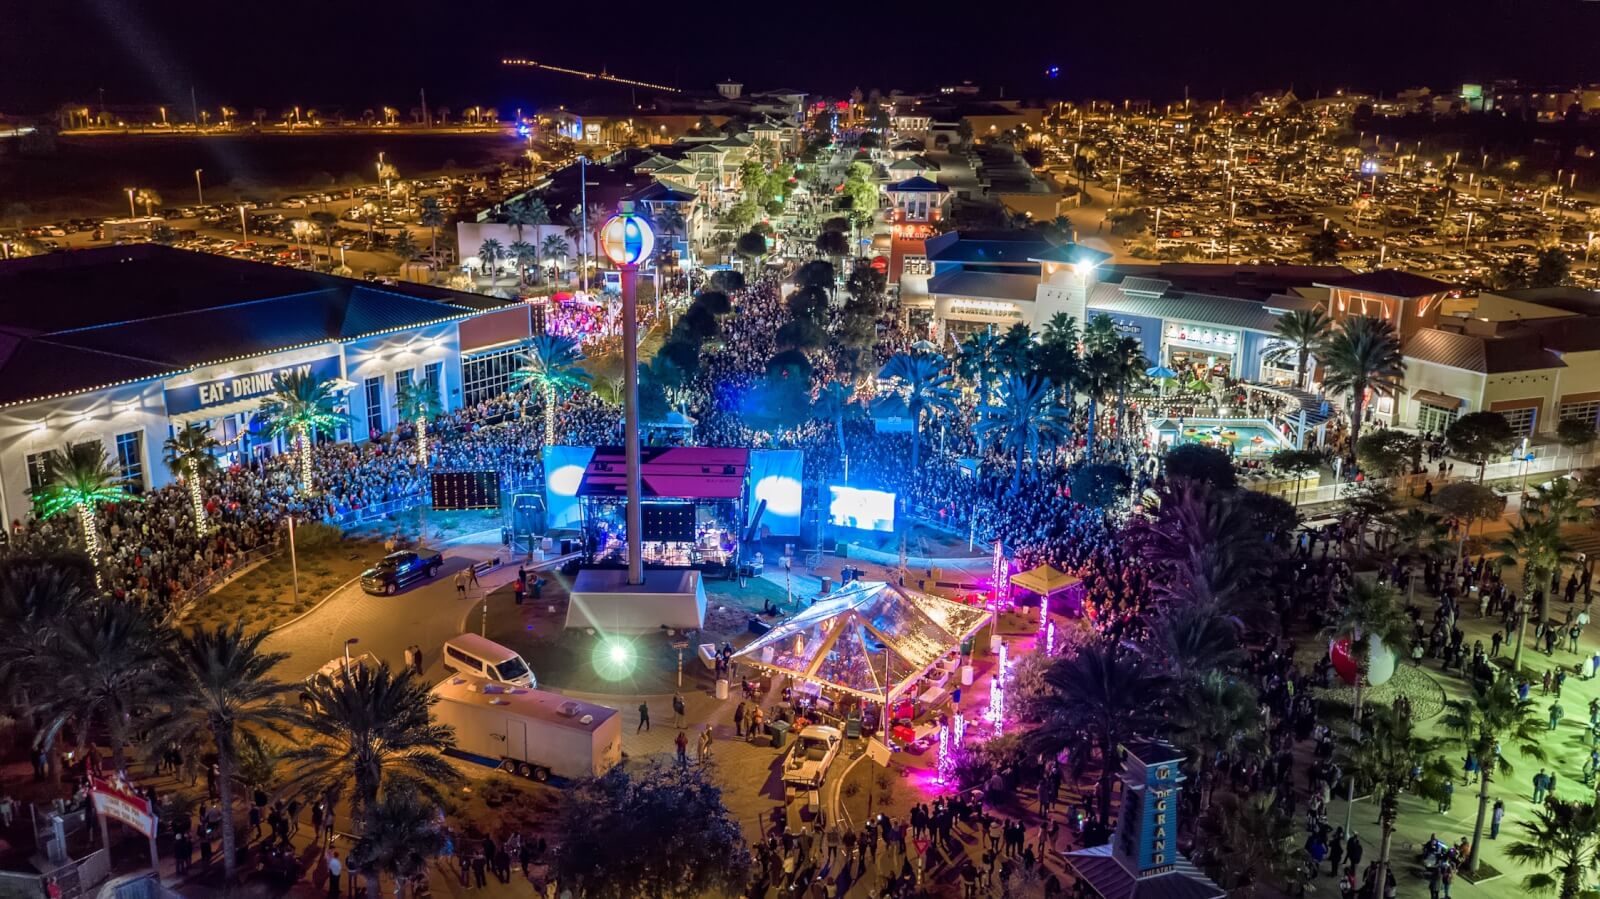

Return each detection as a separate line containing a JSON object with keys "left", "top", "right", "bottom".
{"left": 145, "top": 623, "right": 292, "bottom": 883}
{"left": 349, "top": 789, "right": 446, "bottom": 899}
{"left": 37, "top": 597, "right": 167, "bottom": 771}
{"left": 262, "top": 372, "right": 351, "bottom": 491}
{"left": 1442, "top": 676, "right": 1550, "bottom": 874}
{"left": 30, "top": 442, "right": 133, "bottom": 572}
{"left": 395, "top": 376, "right": 443, "bottom": 465}
{"left": 1495, "top": 514, "right": 1574, "bottom": 669}
{"left": 287, "top": 661, "right": 458, "bottom": 819}
{"left": 1318, "top": 315, "right": 1403, "bottom": 453}
{"left": 418, "top": 198, "right": 446, "bottom": 262}
{"left": 1194, "top": 793, "right": 1304, "bottom": 897}
{"left": 975, "top": 372, "right": 1069, "bottom": 489}
{"left": 811, "top": 380, "right": 860, "bottom": 465}
{"left": 1336, "top": 704, "right": 1453, "bottom": 899}
{"left": 876, "top": 352, "right": 959, "bottom": 470}
{"left": 511, "top": 334, "right": 591, "bottom": 445}
{"left": 1263, "top": 307, "right": 1330, "bottom": 390}
{"left": 1505, "top": 799, "right": 1600, "bottom": 899}
{"left": 1025, "top": 642, "right": 1168, "bottom": 818}
{"left": 163, "top": 423, "right": 220, "bottom": 536}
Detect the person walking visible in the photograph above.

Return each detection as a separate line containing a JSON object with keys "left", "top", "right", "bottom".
{"left": 675, "top": 730, "right": 688, "bottom": 766}
{"left": 454, "top": 569, "right": 468, "bottom": 597}
{"left": 466, "top": 564, "right": 481, "bottom": 591}
{"left": 637, "top": 701, "right": 650, "bottom": 733}
{"left": 1533, "top": 768, "right": 1550, "bottom": 802}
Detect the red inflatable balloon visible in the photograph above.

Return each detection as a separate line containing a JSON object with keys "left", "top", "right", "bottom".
{"left": 1330, "top": 637, "right": 1358, "bottom": 685}
{"left": 1329, "top": 634, "right": 1397, "bottom": 687}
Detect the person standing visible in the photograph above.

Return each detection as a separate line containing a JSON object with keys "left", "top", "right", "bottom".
{"left": 734, "top": 701, "right": 747, "bottom": 738}
{"left": 326, "top": 850, "right": 343, "bottom": 899}
{"left": 1534, "top": 768, "right": 1550, "bottom": 802}
{"left": 1345, "top": 832, "right": 1362, "bottom": 876}
{"left": 1490, "top": 799, "right": 1505, "bottom": 839}
{"left": 672, "top": 692, "right": 687, "bottom": 728}
{"left": 637, "top": 701, "right": 650, "bottom": 733}
{"left": 675, "top": 730, "right": 689, "bottom": 766}
{"left": 454, "top": 569, "right": 468, "bottom": 597}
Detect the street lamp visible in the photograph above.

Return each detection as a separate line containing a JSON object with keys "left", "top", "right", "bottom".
{"left": 125, "top": 187, "right": 136, "bottom": 218}
{"left": 343, "top": 637, "right": 360, "bottom": 677}
{"left": 599, "top": 204, "right": 655, "bottom": 586}
{"left": 194, "top": 168, "right": 204, "bottom": 205}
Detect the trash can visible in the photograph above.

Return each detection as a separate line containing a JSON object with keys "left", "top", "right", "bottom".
{"left": 820, "top": 576, "right": 832, "bottom": 595}
{"left": 715, "top": 678, "right": 729, "bottom": 700}
{"left": 961, "top": 665, "right": 974, "bottom": 686}
{"left": 769, "top": 720, "right": 791, "bottom": 749}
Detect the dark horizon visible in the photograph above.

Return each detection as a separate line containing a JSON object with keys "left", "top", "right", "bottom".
{"left": 5, "top": 0, "right": 1600, "bottom": 117}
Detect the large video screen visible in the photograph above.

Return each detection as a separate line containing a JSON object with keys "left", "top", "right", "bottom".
{"left": 827, "top": 485, "right": 896, "bottom": 532}
{"left": 542, "top": 446, "right": 597, "bottom": 531}
{"left": 748, "top": 450, "right": 804, "bottom": 537}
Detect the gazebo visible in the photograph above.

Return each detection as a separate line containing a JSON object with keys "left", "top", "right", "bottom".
{"left": 733, "top": 580, "right": 994, "bottom": 710}
{"left": 1010, "top": 563, "right": 1085, "bottom": 614}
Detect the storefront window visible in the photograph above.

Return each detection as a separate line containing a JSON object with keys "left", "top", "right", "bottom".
{"left": 461, "top": 345, "right": 526, "bottom": 407}
{"left": 1559, "top": 400, "right": 1600, "bottom": 426}
{"left": 364, "top": 377, "right": 384, "bottom": 437}
{"left": 1499, "top": 407, "right": 1537, "bottom": 436}
{"left": 115, "top": 431, "right": 144, "bottom": 493}
{"left": 1417, "top": 403, "right": 1457, "bottom": 434}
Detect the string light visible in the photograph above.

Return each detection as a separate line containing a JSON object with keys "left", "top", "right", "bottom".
{"left": 987, "top": 640, "right": 1007, "bottom": 724}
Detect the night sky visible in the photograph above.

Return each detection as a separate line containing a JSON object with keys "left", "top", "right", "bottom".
{"left": 4, "top": 0, "right": 1599, "bottom": 115}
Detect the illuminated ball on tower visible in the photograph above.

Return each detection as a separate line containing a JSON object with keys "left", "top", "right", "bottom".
{"left": 599, "top": 210, "right": 656, "bottom": 268}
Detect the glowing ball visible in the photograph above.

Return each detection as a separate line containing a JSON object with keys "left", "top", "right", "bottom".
{"left": 1329, "top": 634, "right": 1397, "bottom": 687}
{"left": 599, "top": 212, "right": 655, "bottom": 266}
{"left": 593, "top": 638, "right": 637, "bottom": 681}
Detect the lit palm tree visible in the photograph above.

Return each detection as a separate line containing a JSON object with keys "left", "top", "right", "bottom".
{"left": 1335, "top": 704, "right": 1452, "bottom": 899}
{"left": 1442, "top": 675, "right": 1550, "bottom": 874}
{"left": 876, "top": 352, "right": 959, "bottom": 470}
{"left": 395, "top": 377, "right": 443, "bottom": 465}
{"left": 811, "top": 380, "right": 860, "bottom": 465}
{"left": 418, "top": 198, "right": 446, "bottom": 262}
{"left": 1194, "top": 793, "right": 1304, "bottom": 897}
{"left": 504, "top": 195, "right": 549, "bottom": 246}
{"left": 1025, "top": 641, "right": 1168, "bottom": 818}
{"left": 37, "top": 597, "right": 167, "bottom": 771}
{"left": 30, "top": 442, "right": 133, "bottom": 573}
{"left": 164, "top": 423, "right": 220, "bottom": 536}
{"left": 1107, "top": 335, "right": 1150, "bottom": 440}
{"left": 975, "top": 372, "right": 1069, "bottom": 489}
{"left": 1318, "top": 315, "right": 1403, "bottom": 453}
{"left": 146, "top": 623, "right": 292, "bottom": 883}
{"left": 348, "top": 789, "right": 446, "bottom": 899}
{"left": 1264, "top": 307, "right": 1330, "bottom": 390}
{"left": 1505, "top": 799, "right": 1600, "bottom": 899}
{"left": 511, "top": 334, "right": 590, "bottom": 445}
{"left": 1326, "top": 580, "right": 1411, "bottom": 724}
{"left": 262, "top": 372, "right": 351, "bottom": 491}
{"left": 287, "top": 661, "right": 458, "bottom": 819}
{"left": 1495, "top": 513, "right": 1574, "bottom": 669}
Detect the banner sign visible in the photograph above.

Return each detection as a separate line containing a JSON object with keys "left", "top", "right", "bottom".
{"left": 164, "top": 355, "right": 342, "bottom": 417}
{"left": 88, "top": 776, "right": 157, "bottom": 838}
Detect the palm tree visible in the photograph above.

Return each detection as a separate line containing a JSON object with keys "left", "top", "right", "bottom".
{"left": 134, "top": 188, "right": 161, "bottom": 216}
{"left": 508, "top": 240, "right": 536, "bottom": 285}
{"left": 1108, "top": 336, "right": 1150, "bottom": 440}
{"left": 653, "top": 205, "right": 688, "bottom": 257}
{"left": 1194, "top": 793, "right": 1304, "bottom": 897}
{"left": 1325, "top": 578, "right": 1413, "bottom": 832}
{"left": 956, "top": 329, "right": 1001, "bottom": 408}
{"left": 30, "top": 442, "right": 133, "bottom": 572}
{"left": 1388, "top": 507, "right": 1450, "bottom": 604}
{"left": 1025, "top": 642, "right": 1168, "bottom": 817}
{"left": 348, "top": 789, "right": 446, "bottom": 899}
{"left": 511, "top": 335, "right": 590, "bottom": 445}
{"left": 1505, "top": 799, "right": 1600, "bottom": 899}
{"left": 146, "top": 623, "right": 291, "bottom": 883}
{"left": 37, "top": 598, "right": 167, "bottom": 771}
{"left": 418, "top": 198, "right": 446, "bottom": 262}
{"left": 811, "top": 381, "right": 860, "bottom": 465}
{"left": 1170, "top": 670, "right": 1259, "bottom": 810}
{"left": 164, "top": 423, "right": 220, "bottom": 536}
{"left": 390, "top": 228, "right": 418, "bottom": 260}
{"left": 263, "top": 372, "right": 351, "bottom": 491}
{"left": 1318, "top": 315, "right": 1404, "bottom": 455}
{"left": 1441, "top": 676, "right": 1549, "bottom": 874}
{"left": 1140, "top": 599, "right": 1246, "bottom": 683}
{"left": 975, "top": 373, "right": 1068, "bottom": 489}
{"left": 1264, "top": 307, "right": 1330, "bottom": 390}
{"left": 504, "top": 195, "right": 549, "bottom": 246}
{"left": 288, "top": 661, "right": 458, "bottom": 820}
{"left": 1036, "top": 312, "right": 1081, "bottom": 392}
{"left": 1495, "top": 514, "right": 1574, "bottom": 669}
{"left": 1135, "top": 481, "right": 1272, "bottom": 619}
{"left": 0, "top": 558, "right": 93, "bottom": 700}
{"left": 477, "top": 238, "right": 504, "bottom": 286}
{"left": 310, "top": 211, "right": 341, "bottom": 270}
{"left": 876, "top": 352, "right": 959, "bottom": 470}
{"left": 1335, "top": 704, "right": 1453, "bottom": 899}
{"left": 395, "top": 377, "right": 443, "bottom": 465}
{"left": 540, "top": 235, "right": 569, "bottom": 283}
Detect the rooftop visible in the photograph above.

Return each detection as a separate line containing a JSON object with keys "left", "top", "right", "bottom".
{"left": 1106, "top": 263, "right": 1353, "bottom": 302}
{"left": 1403, "top": 328, "right": 1566, "bottom": 374}
{"left": 0, "top": 245, "right": 494, "bottom": 407}
{"left": 885, "top": 175, "right": 948, "bottom": 194}
{"left": 926, "top": 270, "right": 1042, "bottom": 303}
{"left": 1087, "top": 282, "right": 1284, "bottom": 333}
{"left": 1328, "top": 269, "right": 1453, "bottom": 298}
{"left": 924, "top": 230, "right": 1055, "bottom": 266}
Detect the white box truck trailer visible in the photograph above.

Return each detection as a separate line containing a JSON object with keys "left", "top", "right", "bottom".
{"left": 430, "top": 676, "right": 622, "bottom": 782}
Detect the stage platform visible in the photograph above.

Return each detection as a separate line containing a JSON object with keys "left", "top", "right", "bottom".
{"left": 565, "top": 568, "right": 708, "bottom": 635}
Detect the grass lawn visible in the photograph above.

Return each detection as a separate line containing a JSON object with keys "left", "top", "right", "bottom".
{"left": 182, "top": 536, "right": 386, "bottom": 631}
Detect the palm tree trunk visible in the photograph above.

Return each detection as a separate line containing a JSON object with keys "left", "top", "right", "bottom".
{"left": 216, "top": 734, "right": 240, "bottom": 881}
{"left": 1298, "top": 346, "right": 1311, "bottom": 390}
{"left": 366, "top": 869, "right": 382, "bottom": 899}
{"left": 1468, "top": 769, "right": 1491, "bottom": 873}
{"left": 188, "top": 458, "right": 207, "bottom": 536}
{"left": 544, "top": 384, "right": 556, "bottom": 446}
{"left": 416, "top": 417, "right": 428, "bottom": 466}
{"left": 1372, "top": 813, "right": 1396, "bottom": 899}
{"left": 296, "top": 428, "right": 314, "bottom": 491}
{"left": 910, "top": 409, "right": 922, "bottom": 471}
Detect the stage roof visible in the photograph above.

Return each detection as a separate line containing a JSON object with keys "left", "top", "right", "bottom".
{"left": 577, "top": 446, "right": 750, "bottom": 500}
{"left": 733, "top": 581, "right": 993, "bottom": 702}
{"left": 1010, "top": 564, "right": 1082, "bottom": 596}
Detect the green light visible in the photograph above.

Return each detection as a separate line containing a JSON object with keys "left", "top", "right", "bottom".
{"left": 593, "top": 637, "right": 637, "bottom": 681}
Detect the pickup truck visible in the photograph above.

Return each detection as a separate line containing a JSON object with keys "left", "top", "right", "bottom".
{"left": 359, "top": 549, "right": 444, "bottom": 595}
{"left": 782, "top": 725, "right": 843, "bottom": 789}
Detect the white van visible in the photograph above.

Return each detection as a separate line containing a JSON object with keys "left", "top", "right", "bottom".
{"left": 442, "top": 634, "right": 536, "bottom": 689}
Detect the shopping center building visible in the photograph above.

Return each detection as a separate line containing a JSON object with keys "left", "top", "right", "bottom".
{"left": 0, "top": 245, "right": 537, "bottom": 525}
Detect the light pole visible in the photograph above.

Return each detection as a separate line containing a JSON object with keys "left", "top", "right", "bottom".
{"left": 125, "top": 188, "right": 136, "bottom": 218}
{"left": 287, "top": 515, "right": 300, "bottom": 602}
{"left": 343, "top": 637, "right": 359, "bottom": 677}
{"left": 599, "top": 204, "right": 655, "bottom": 586}
{"left": 577, "top": 155, "right": 590, "bottom": 294}
{"left": 239, "top": 205, "right": 249, "bottom": 239}
{"left": 194, "top": 168, "right": 204, "bottom": 205}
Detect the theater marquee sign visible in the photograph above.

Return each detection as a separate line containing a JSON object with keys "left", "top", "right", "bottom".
{"left": 164, "top": 355, "right": 342, "bottom": 417}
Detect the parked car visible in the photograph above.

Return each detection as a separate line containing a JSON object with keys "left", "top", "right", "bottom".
{"left": 359, "top": 549, "right": 444, "bottom": 594}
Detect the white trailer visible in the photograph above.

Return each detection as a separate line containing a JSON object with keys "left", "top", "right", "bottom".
{"left": 430, "top": 676, "right": 622, "bottom": 782}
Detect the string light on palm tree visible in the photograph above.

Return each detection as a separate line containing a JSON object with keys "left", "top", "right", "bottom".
{"left": 31, "top": 441, "right": 135, "bottom": 585}
{"left": 163, "top": 423, "right": 221, "bottom": 536}
{"left": 395, "top": 376, "right": 443, "bottom": 465}
{"left": 262, "top": 372, "right": 351, "bottom": 492}
{"left": 511, "top": 335, "right": 591, "bottom": 446}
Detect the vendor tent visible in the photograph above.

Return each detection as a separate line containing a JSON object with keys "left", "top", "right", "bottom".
{"left": 733, "top": 580, "right": 993, "bottom": 703}
{"left": 1009, "top": 564, "right": 1082, "bottom": 597}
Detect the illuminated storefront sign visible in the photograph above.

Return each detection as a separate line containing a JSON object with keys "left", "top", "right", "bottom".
{"left": 165, "top": 355, "right": 342, "bottom": 416}
{"left": 1162, "top": 322, "right": 1238, "bottom": 349}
